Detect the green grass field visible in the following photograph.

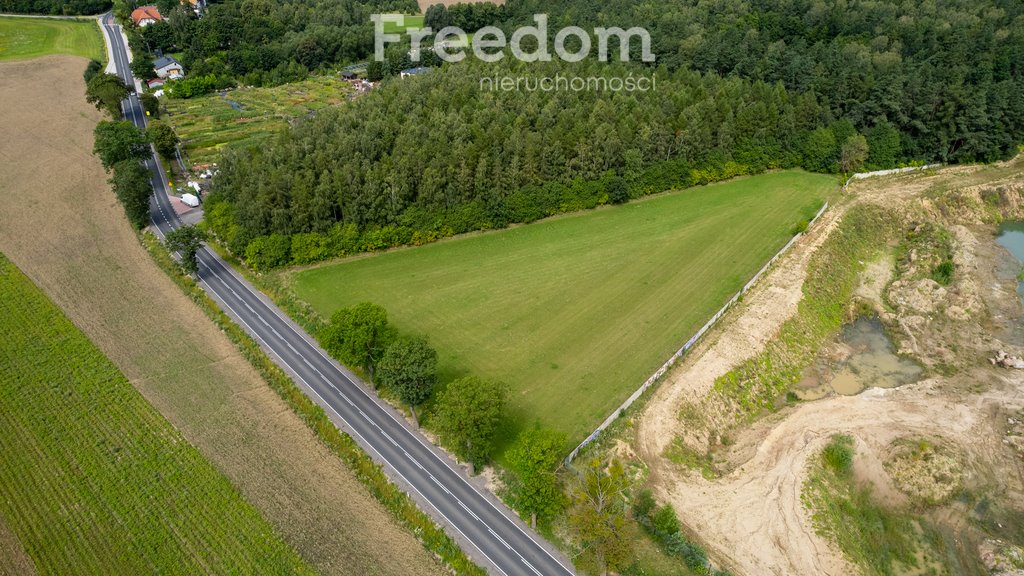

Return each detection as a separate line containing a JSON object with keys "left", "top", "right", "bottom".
{"left": 0, "top": 253, "right": 313, "bottom": 574}
{"left": 164, "top": 75, "right": 353, "bottom": 165}
{"left": 382, "top": 14, "right": 425, "bottom": 34}
{"left": 289, "top": 171, "right": 836, "bottom": 446}
{"left": 0, "top": 17, "right": 103, "bottom": 61}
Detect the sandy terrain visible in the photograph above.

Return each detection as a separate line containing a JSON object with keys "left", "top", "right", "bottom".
{"left": 636, "top": 161, "right": 1024, "bottom": 575}
{"left": 0, "top": 55, "right": 443, "bottom": 576}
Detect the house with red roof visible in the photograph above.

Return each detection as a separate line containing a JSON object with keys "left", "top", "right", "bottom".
{"left": 130, "top": 5, "right": 163, "bottom": 27}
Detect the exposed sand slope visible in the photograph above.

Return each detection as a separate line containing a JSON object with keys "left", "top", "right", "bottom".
{"left": 0, "top": 55, "right": 443, "bottom": 576}
{"left": 636, "top": 162, "right": 1024, "bottom": 576}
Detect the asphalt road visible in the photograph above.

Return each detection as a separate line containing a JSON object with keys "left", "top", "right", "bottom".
{"left": 99, "top": 15, "right": 575, "bottom": 576}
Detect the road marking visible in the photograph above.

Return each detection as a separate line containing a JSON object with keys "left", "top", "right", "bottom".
{"left": 103, "top": 16, "right": 572, "bottom": 570}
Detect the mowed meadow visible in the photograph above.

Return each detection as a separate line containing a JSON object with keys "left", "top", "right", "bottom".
{"left": 289, "top": 170, "right": 835, "bottom": 445}
{"left": 0, "top": 254, "right": 311, "bottom": 574}
{"left": 0, "top": 17, "right": 103, "bottom": 61}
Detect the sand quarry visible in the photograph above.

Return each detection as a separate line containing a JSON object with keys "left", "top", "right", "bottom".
{"left": 635, "top": 160, "right": 1024, "bottom": 575}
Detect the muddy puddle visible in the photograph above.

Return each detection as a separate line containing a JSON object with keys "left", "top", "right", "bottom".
{"left": 793, "top": 317, "right": 922, "bottom": 400}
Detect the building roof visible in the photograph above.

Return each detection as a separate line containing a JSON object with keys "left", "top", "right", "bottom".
{"left": 154, "top": 55, "right": 181, "bottom": 70}
{"left": 130, "top": 5, "right": 163, "bottom": 25}
{"left": 400, "top": 67, "right": 430, "bottom": 76}
{"left": 147, "top": 78, "right": 165, "bottom": 87}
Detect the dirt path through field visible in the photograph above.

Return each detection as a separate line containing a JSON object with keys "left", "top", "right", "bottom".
{"left": 636, "top": 163, "right": 1024, "bottom": 575}
{"left": 0, "top": 55, "right": 443, "bottom": 576}
{"left": 0, "top": 515, "right": 35, "bottom": 576}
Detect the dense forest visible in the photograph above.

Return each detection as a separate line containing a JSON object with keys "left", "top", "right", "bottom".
{"left": 1, "top": 0, "right": 109, "bottom": 14}
{"left": 203, "top": 0, "right": 1024, "bottom": 269}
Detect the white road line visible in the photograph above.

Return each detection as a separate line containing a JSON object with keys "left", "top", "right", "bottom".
{"left": 102, "top": 17, "right": 571, "bottom": 572}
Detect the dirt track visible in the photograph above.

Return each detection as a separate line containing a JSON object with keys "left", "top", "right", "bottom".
{"left": 637, "top": 162, "right": 1024, "bottom": 575}
{"left": 0, "top": 55, "right": 443, "bottom": 576}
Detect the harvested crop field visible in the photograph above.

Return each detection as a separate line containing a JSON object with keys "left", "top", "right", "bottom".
{"left": 289, "top": 171, "right": 834, "bottom": 447}
{"left": 0, "top": 55, "right": 443, "bottom": 576}
{"left": 0, "top": 252, "right": 312, "bottom": 574}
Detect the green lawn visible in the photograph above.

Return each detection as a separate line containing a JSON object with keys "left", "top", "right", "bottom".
{"left": 163, "top": 75, "right": 353, "bottom": 166}
{"left": 289, "top": 171, "right": 836, "bottom": 447}
{"left": 0, "top": 253, "right": 313, "bottom": 575}
{"left": 0, "top": 17, "right": 103, "bottom": 61}
{"left": 382, "top": 14, "right": 425, "bottom": 34}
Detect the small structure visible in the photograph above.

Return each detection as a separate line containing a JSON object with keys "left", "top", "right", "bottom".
{"left": 130, "top": 5, "right": 163, "bottom": 27}
{"left": 154, "top": 56, "right": 184, "bottom": 80}
{"left": 341, "top": 70, "right": 357, "bottom": 80}
{"left": 399, "top": 66, "right": 430, "bottom": 79}
{"left": 181, "top": 193, "right": 200, "bottom": 208}
{"left": 147, "top": 77, "right": 165, "bottom": 89}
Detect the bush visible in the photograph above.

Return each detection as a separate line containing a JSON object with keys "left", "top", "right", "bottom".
{"left": 931, "top": 260, "right": 954, "bottom": 286}
{"left": 823, "top": 434, "right": 854, "bottom": 476}
{"left": 245, "top": 234, "right": 292, "bottom": 271}
{"left": 83, "top": 59, "right": 103, "bottom": 83}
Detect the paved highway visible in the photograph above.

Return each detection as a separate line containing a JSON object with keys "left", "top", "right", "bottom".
{"left": 99, "top": 14, "right": 575, "bottom": 576}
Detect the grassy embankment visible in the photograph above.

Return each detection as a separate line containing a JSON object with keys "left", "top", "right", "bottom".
{"left": 803, "top": 435, "right": 952, "bottom": 576}
{"left": 287, "top": 170, "right": 835, "bottom": 448}
{"left": 707, "top": 203, "right": 896, "bottom": 420}
{"left": 0, "top": 16, "right": 103, "bottom": 61}
{"left": 163, "top": 76, "right": 353, "bottom": 165}
{"left": 0, "top": 253, "right": 312, "bottom": 574}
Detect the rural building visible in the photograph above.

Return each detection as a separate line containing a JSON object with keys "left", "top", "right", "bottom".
{"left": 154, "top": 56, "right": 184, "bottom": 80}
{"left": 400, "top": 67, "right": 430, "bottom": 79}
{"left": 147, "top": 78, "right": 165, "bottom": 89}
{"left": 341, "top": 70, "right": 357, "bottom": 80}
{"left": 130, "top": 5, "right": 163, "bottom": 26}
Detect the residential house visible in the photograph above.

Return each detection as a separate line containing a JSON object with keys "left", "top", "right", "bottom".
{"left": 154, "top": 55, "right": 184, "bottom": 80}
{"left": 130, "top": 5, "right": 163, "bottom": 27}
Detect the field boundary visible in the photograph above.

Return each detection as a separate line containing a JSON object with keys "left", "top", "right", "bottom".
{"left": 567, "top": 200, "right": 830, "bottom": 462}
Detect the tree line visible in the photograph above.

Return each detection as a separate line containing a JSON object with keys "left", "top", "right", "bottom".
{"left": 205, "top": 59, "right": 876, "bottom": 270}
{"left": 322, "top": 300, "right": 732, "bottom": 573}
{"left": 0, "top": 0, "right": 109, "bottom": 15}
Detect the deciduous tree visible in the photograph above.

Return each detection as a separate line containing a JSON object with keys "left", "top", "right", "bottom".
{"left": 321, "top": 302, "right": 395, "bottom": 380}
{"left": 109, "top": 160, "right": 153, "bottom": 229}
{"left": 85, "top": 73, "right": 130, "bottom": 118}
{"left": 147, "top": 120, "right": 179, "bottom": 159}
{"left": 376, "top": 336, "right": 437, "bottom": 426}
{"left": 165, "top": 225, "right": 206, "bottom": 275}
{"left": 93, "top": 121, "right": 150, "bottom": 170}
{"left": 433, "top": 376, "right": 507, "bottom": 470}
{"left": 839, "top": 134, "right": 869, "bottom": 174}
{"left": 505, "top": 427, "right": 566, "bottom": 528}
{"left": 568, "top": 458, "right": 634, "bottom": 576}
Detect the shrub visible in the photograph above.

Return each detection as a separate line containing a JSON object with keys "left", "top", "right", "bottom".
{"left": 931, "top": 260, "right": 954, "bottom": 286}
{"left": 245, "top": 234, "right": 292, "bottom": 271}
{"left": 822, "top": 434, "right": 854, "bottom": 476}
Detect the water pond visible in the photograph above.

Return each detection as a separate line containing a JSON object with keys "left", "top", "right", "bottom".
{"left": 794, "top": 317, "right": 922, "bottom": 399}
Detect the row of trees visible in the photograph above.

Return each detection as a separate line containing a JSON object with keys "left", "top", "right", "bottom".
{"left": 0, "top": 0, "right": 108, "bottom": 14}
{"left": 318, "top": 302, "right": 571, "bottom": 530}
{"left": 315, "top": 299, "right": 721, "bottom": 573}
